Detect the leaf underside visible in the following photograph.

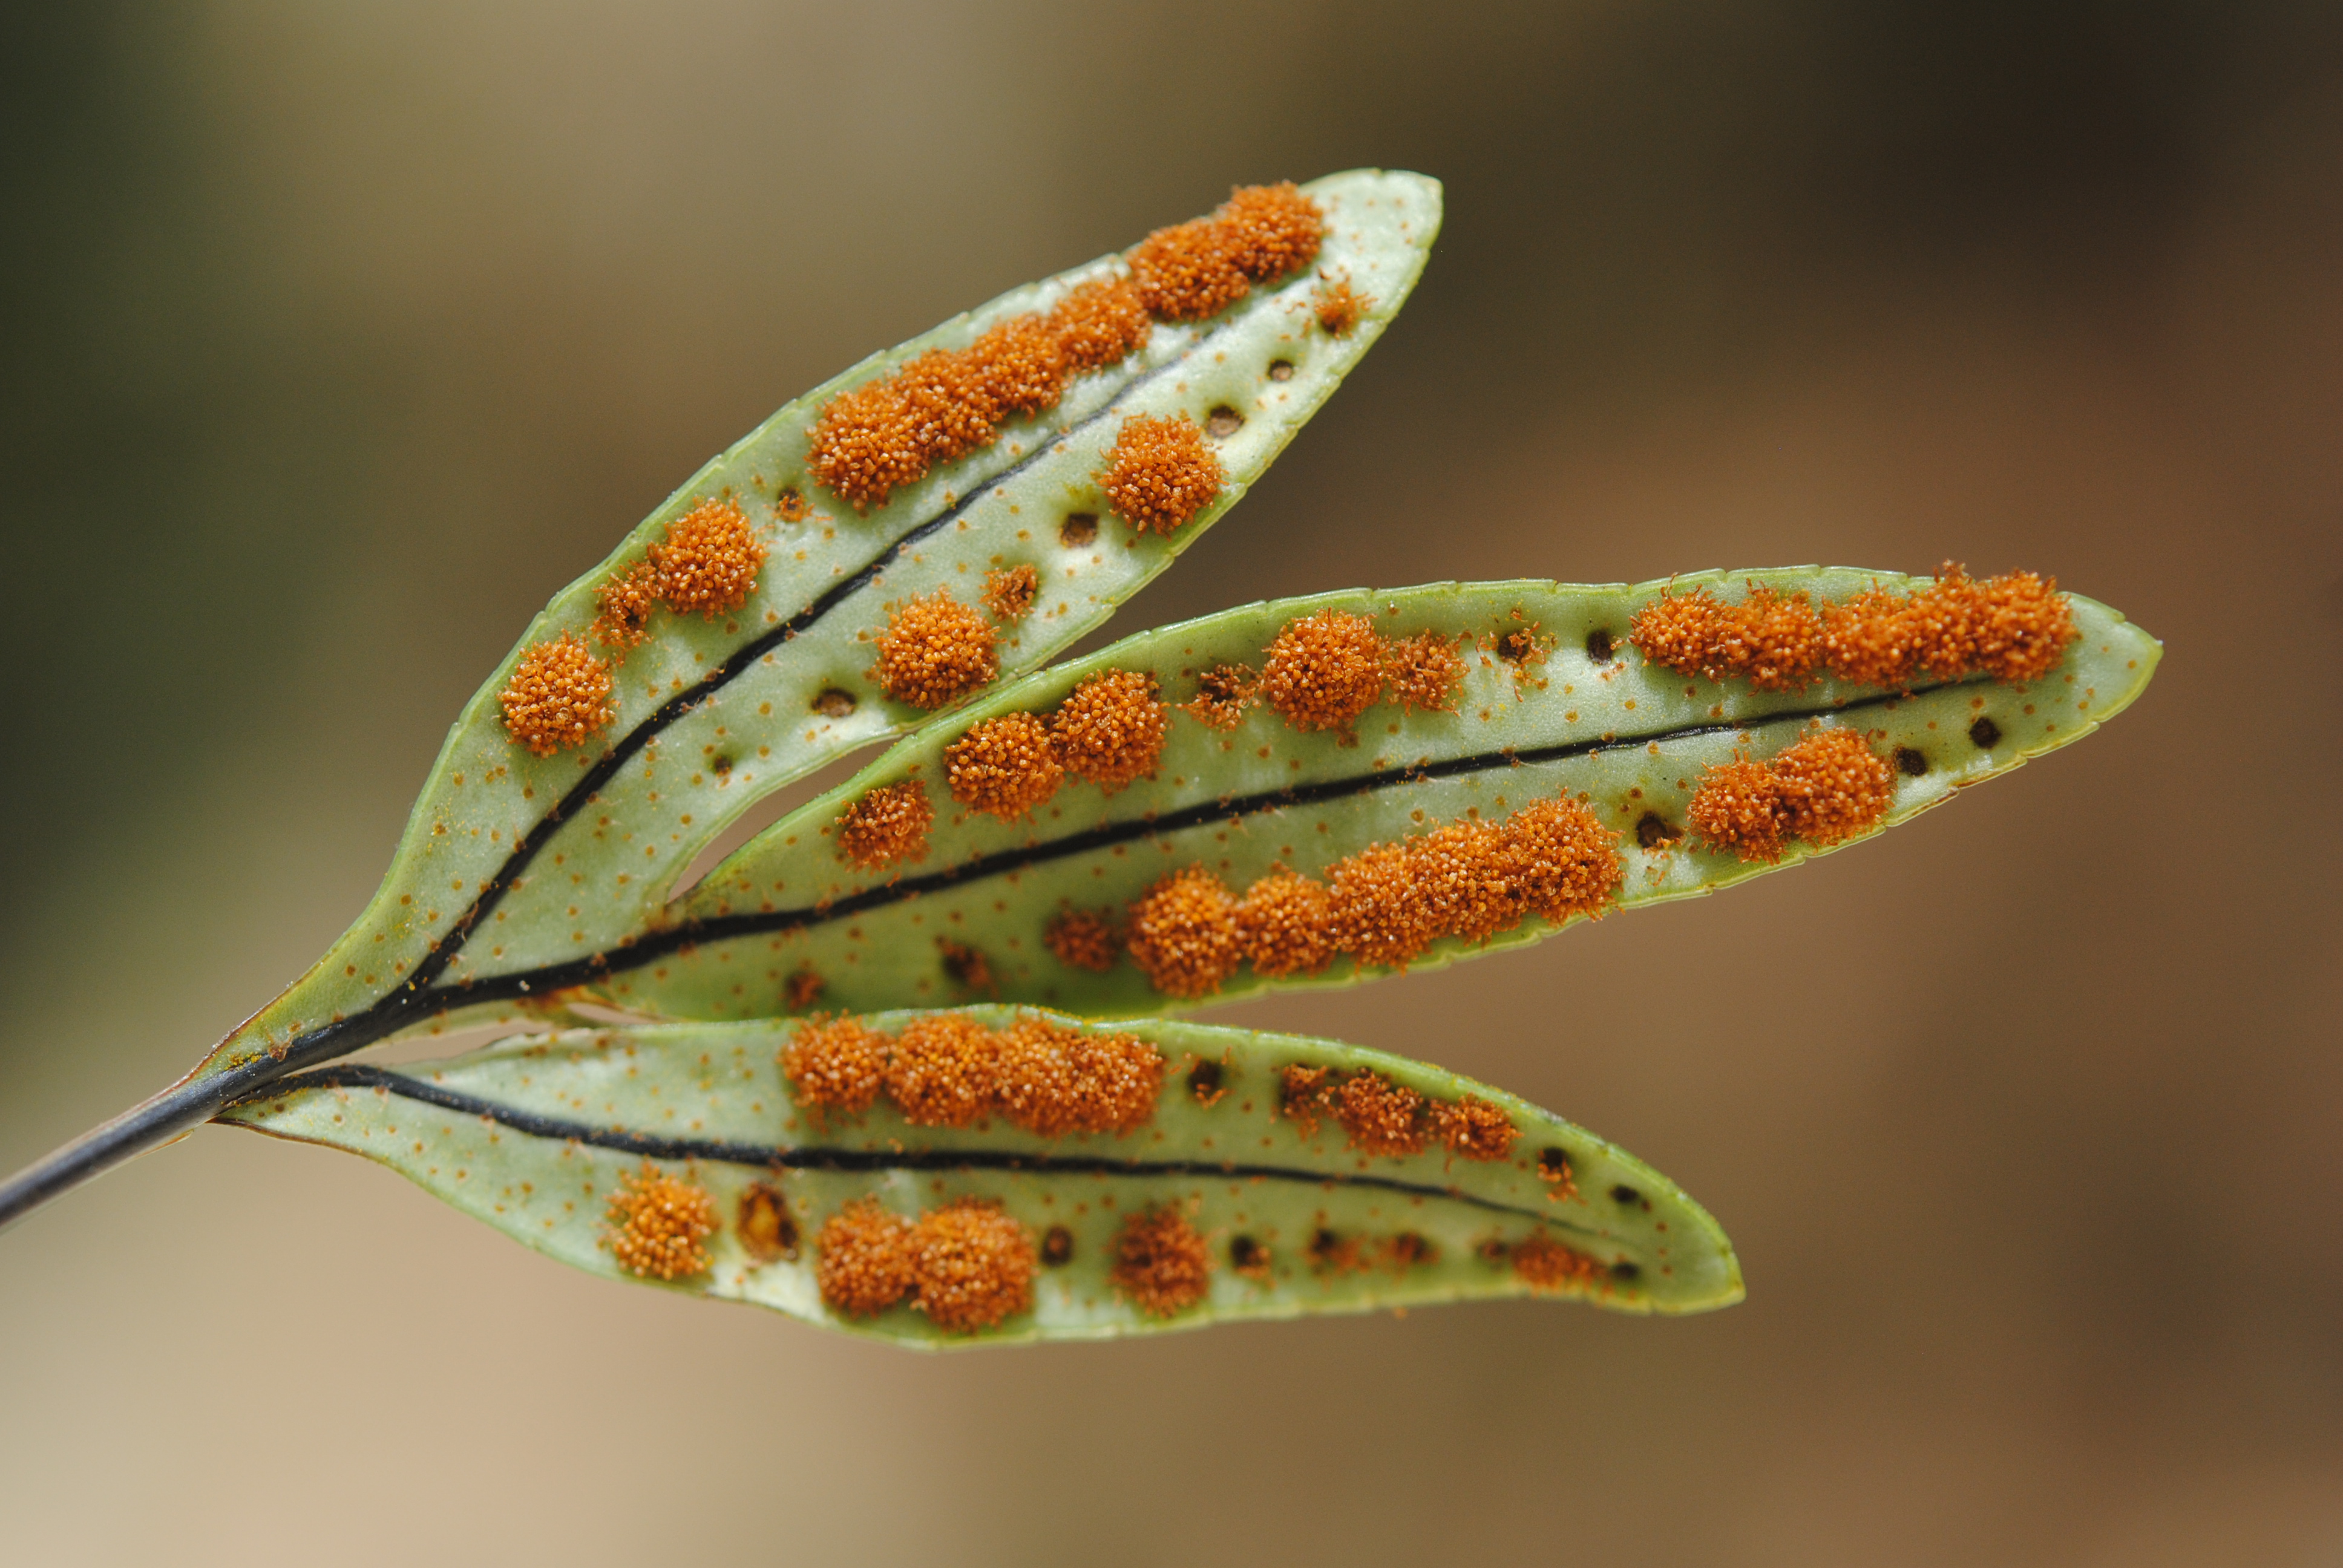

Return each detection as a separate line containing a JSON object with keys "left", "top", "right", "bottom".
{"left": 186, "top": 169, "right": 1438, "bottom": 1081}
{"left": 224, "top": 1011, "right": 1739, "bottom": 1347}
{"left": 548, "top": 568, "right": 2159, "bottom": 1024}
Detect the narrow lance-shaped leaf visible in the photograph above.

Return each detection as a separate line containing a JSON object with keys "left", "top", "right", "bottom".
{"left": 579, "top": 564, "right": 2156, "bottom": 1021}
{"left": 0, "top": 171, "right": 1440, "bottom": 1225}
{"left": 222, "top": 1009, "right": 1738, "bottom": 1345}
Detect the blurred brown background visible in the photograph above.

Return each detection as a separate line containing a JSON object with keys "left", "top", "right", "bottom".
{"left": 4, "top": 3, "right": 2340, "bottom": 1564}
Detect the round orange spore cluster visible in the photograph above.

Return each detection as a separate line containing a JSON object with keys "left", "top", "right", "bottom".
{"left": 603, "top": 1163, "right": 717, "bottom": 1280}
{"left": 906, "top": 1200, "right": 1036, "bottom": 1333}
{"left": 1312, "top": 275, "right": 1371, "bottom": 336}
{"left": 1234, "top": 871, "right": 1338, "bottom": 978}
{"left": 1260, "top": 610, "right": 1389, "bottom": 732}
{"left": 981, "top": 563, "right": 1039, "bottom": 622}
{"left": 1384, "top": 631, "right": 1464, "bottom": 714}
{"left": 945, "top": 711, "right": 1064, "bottom": 819}
{"left": 1328, "top": 841, "right": 1444, "bottom": 970}
{"left": 653, "top": 498, "right": 767, "bottom": 619}
{"left": 500, "top": 632, "right": 616, "bottom": 757}
{"left": 1110, "top": 1206, "right": 1213, "bottom": 1317}
{"left": 1428, "top": 1095, "right": 1521, "bottom": 1162}
{"left": 872, "top": 590, "right": 999, "bottom": 710}
{"left": 1125, "top": 794, "right": 1624, "bottom": 992}
{"left": 835, "top": 779, "right": 934, "bottom": 870}
{"left": 885, "top": 1012, "right": 1003, "bottom": 1128}
{"left": 816, "top": 1199, "right": 916, "bottom": 1316}
{"left": 593, "top": 560, "right": 662, "bottom": 651}
{"left": 1510, "top": 1232, "right": 1607, "bottom": 1293}
{"left": 1051, "top": 668, "right": 1168, "bottom": 793}
{"left": 781, "top": 1011, "right": 1169, "bottom": 1136}
{"left": 1332, "top": 1070, "right": 1428, "bottom": 1157}
{"left": 1179, "top": 663, "right": 1259, "bottom": 730}
{"left": 1218, "top": 181, "right": 1327, "bottom": 281}
{"left": 1043, "top": 907, "right": 1121, "bottom": 972}
{"left": 1098, "top": 413, "right": 1223, "bottom": 535}
{"left": 1771, "top": 725, "right": 1900, "bottom": 846}
{"left": 995, "top": 1016, "right": 1166, "bottom": 1135}
{"left": 1687, "top": 725, "right": 1898, "bottom": 864}
{"left": 1047, "top": 276, "right": 1153, "bottom": 373}
{"left": 782, "top": 1015, "right": 892, "bottom": 1117}
{"left": 1632, "top": 566, "right": 2080, "bottom": 691}
{"left": 1124, "top": 866, "right": 1245, "bottom": 998}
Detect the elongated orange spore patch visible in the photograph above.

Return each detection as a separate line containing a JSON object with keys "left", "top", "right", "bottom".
{"left": 872, "top": 590, "right": 998, "bottom": 710}
{"left": 1043, "top": 907, "right": 1121, "bottom": 972}
{"left": 908, "top": 1200, "right": 1035, "bottom": 1333}
{"left": 1098, "top": 413, "right": 1222, "bottom": 535}
{"left": 1260, "top": 610, "right": 1388, "bottom": 733}
{"left": 604, "top": 1163, "right": 716, "bottom": 1280}
{"left": 945, "top": 711, "right": 1064, "bottom": 819}
{"left": 835, "top": 779, "right": 934, "bottom": 870}
{"left": 1634, "top": 566, "right": 2080, "bottom": 691}
{"left": 818, "top": 1199, "right": 915, "bottom": 1316}
{"left": 778, "top": 1011, "right": 1168, "bottom": 1135}
{"left": 500, "top": 632, "right": 615, "bottom": 756}
{"left": 654, "top": 498, "right": 766, "bottom": 618}
{"left": 980, "top": 563, "right": 1038, "bottom": 621}
{"left": 1688, "top": 725, "right": 1897, "bottom": 863}
{"left": 782, "top": 1014, "right": 892, "bottom": 1117}
{"left": 1110, "top": 1206, "right": 1212, "bottom": 1317}
{"left": 1128, "top": 794, "right": 1622, "bottom": 995}
{"left": 1124, "top": 866, "right": 1245, "bottom": 998}
{"left": 1052, "top": 668, "right": 1167, "bottom": 793}
{"left": 1510, "top": 1233, "right": 1607, "bottom": 1293}
{"left": 995, "top": 1017, "right": 1165, "bottom": 1135}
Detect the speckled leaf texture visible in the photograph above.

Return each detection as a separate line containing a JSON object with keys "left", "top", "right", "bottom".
{"left": 192, "top": 171, "right": 1438, "bottom": 1083}
{"left": 223, "top": 1011, "right": 1737, "bottom": 1346}
{"left": 586, "top": 567, "right": 2157, "bottom": 1022}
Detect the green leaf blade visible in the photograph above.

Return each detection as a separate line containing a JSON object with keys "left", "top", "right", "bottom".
{"left": 606, "top": 567, "right": 2156, "bottom": 1021}
{"left": 223, "top": 1010, "right": 1736, "bottom": 1346}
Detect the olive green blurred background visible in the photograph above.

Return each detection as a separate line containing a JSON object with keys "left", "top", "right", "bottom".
{"left": 5, "top": 3, "right": 2341, "bottom": 1564}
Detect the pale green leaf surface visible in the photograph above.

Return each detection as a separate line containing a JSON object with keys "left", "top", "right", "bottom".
{"left": 222, "top": 1010, "right": 1738, "bottom": 1346}
{"left": 606, "top": 567, "right": 2156, "bottom": 1021}
{"left": 193, "top": 170, "right": 1438, "bottom": 1078}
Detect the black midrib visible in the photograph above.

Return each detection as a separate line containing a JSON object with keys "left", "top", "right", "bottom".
{"left": 415, "top": 679, "right": 1961, "bottom": 1010}
{"left": 238, "top": 1065, "right": 1584, "bottom": 1229}
{"left": 258, "top": 312, "right": 1239, "bottom": 1078}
